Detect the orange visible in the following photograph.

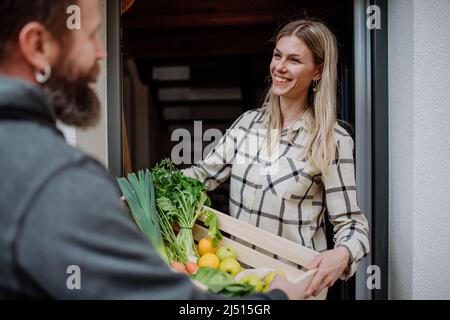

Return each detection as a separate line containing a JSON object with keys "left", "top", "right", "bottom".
{"left": 198, "top": 237, "right": 218, "bottom": 256}
{"left": 198, "top": 253, "right": 220, "bottom": 269}
{"left": 185, "top": 262, "right": 199, "bottom": 274}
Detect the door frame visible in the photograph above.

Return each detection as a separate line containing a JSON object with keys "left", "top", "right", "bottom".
{"left": 107, "top": 0, "right": 123, "bottom": 178}
{"left": 354, "top": 0, "right": 389, "bottom": 300}
{"left": 369, "top": 0, "right": 389, "bottom": 300}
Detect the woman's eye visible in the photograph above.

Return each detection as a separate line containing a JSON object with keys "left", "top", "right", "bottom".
{"left": 273, "top": 53, "right": 281, "bottom": 58}
{"left": 291, "top": 59, "right": 301, "bottom": 64}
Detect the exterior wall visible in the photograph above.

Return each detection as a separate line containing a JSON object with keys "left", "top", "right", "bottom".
{"left": 388, "top": 0, "right": 414, "bottom": 300}
{"left": 389, "top": 0, "right": 450, "bottom": 299}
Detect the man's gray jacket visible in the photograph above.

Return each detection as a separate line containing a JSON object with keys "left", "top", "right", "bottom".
{"left": 0, "top": 76, "right": 287, "bottom": 300}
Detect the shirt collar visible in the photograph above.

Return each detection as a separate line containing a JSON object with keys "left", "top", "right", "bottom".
{"left": 281, "top": 117, "right": 310, "bottom": 136}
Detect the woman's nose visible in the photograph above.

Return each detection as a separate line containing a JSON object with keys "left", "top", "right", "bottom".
{"left": 276, "top": 60, "right": 287, "bottom": 72}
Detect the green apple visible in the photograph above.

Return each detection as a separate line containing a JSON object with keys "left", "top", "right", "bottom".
{"left": 238, "top": 275, "right": 264, "bottom": 292}
{"left": 219, "top": 258, "right": 241, "bottom": 276}
{"left": 216, "top": 246, "right": 236, "bottom": 261}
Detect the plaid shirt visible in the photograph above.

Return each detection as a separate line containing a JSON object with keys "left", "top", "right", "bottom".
{"left": 183, "top": 108, "right": 370, "bottom": 279}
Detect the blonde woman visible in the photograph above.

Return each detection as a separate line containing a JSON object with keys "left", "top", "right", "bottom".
{"left": 183, "top": 19, "right": 370, "bottom": 298}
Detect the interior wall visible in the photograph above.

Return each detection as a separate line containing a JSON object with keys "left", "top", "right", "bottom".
{"left": 123, "top": 59, "right": 151, "bottom": 171}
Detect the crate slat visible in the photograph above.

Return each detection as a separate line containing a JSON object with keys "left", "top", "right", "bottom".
{"left": 200, "top": 206, "right": 318, "bottom": 267}
{"left": 194, "top": 206, "right": 328, "bottom": 300}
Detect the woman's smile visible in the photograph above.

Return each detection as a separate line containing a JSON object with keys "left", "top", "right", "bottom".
{"left": 273, "top": 74, "right": 293, "bottom": 85}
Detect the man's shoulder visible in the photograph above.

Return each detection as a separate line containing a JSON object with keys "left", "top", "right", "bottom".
{"left": 37, "top": 146, "right": 117, "bottom": 206}
{"left": 1, "top": 120, "right": 88, "bottom": 168}
{"left": 21, "top": 146, "right": 126, "bottom": 244}
{"left": 4, "top": 120, "right": 107, "bottom": 175}
{"left": 0, "top": 120, "right": 115, "bottom": 216}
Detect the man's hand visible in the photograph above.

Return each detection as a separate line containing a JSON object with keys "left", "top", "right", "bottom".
{"left": 120, "top": 196, "right": 129, "bottom": 210}
{"left": 120, "top": 196, "right": 133, "bottom": 219}
{"left": 303, "top": 246, "right": 350, "bottom": 298}
{"left": 268, "top": 275, "right": 305, "bottom": 300}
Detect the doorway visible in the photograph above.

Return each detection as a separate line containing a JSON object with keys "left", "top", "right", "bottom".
{"left": 107, "top": 0, "right": 388, "bottom": 300}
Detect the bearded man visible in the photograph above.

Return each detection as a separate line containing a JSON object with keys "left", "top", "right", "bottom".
{"left": 0, "top": 0, "right": 303, "bottom": 300}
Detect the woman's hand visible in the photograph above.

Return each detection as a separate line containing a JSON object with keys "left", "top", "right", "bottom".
{"left": 303, "top": 246, "right": 350, "bottom": 298}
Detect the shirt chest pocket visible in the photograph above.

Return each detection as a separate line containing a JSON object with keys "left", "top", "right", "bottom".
{"left": 260, "top": 157, "right": 318, "bottom": 201}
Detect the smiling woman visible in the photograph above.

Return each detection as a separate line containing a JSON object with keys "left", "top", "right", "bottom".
{"left": 265, "top": 20, "right": 338, "bottom": 173}
{"left": 182, "top": 19, "right": 370, "bottom": 299}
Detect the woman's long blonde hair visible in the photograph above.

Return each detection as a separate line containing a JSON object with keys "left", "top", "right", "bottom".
{"left": 263, "top": 19, "right": 338, "bottom": 174}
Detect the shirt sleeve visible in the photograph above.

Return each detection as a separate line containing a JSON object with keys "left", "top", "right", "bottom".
{"left": 321, "top": 135, "right": 370, "bottom": 280}
{"left": 182, "top": 113, "right": 246, "bottom": 191}
{"left": 15, "top": 158, "right": 286, "bottom": 300}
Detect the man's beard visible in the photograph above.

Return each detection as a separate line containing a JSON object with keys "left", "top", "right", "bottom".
{"left": 41, "top": 57, "right": 101, "bottom": 129}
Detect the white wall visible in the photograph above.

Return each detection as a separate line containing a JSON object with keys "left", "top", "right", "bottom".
{"left": 76, "top": 0, "right": 108, "bottom": 166}
{"left": 389, "top": 0, "right": 450, "bottom": 299}
{"left": 60, "top": 0, "right": 109, "bottom": 167}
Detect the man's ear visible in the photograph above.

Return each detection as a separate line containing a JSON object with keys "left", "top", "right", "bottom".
{"left": 313, "top": 64, "right": 324, "bottom": 81}
{"left": 18, "top": 22, "right": 60, "bottom": 74}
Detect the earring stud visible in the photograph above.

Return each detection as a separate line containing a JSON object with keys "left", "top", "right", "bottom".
{"left": 313, "top": 80, "right": 319, "bottom": 92}
{"left": 35, "top": 65, "right": 52, "bottom": 83}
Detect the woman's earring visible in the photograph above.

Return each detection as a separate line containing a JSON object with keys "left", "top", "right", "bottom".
{"left": 35, "top": 65, "right": 52, "bottom": 83}
{"left": 313, "top": 80, "right": 319, "bottom": 93}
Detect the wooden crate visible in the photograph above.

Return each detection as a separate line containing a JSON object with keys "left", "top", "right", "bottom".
{"left": 193, "top": 206, "right": 327, "bottom": 300}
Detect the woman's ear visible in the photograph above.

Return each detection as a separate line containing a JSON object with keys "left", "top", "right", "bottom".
{"left": 18, "top": 22, "right": 59, "bottom": 74}
{"left": 313, "top": 64, "right": 324, "bottom": 81}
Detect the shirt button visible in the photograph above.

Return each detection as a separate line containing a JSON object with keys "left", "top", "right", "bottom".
{"left": 293, "top": 121, "right": 301, "bottom": 131}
